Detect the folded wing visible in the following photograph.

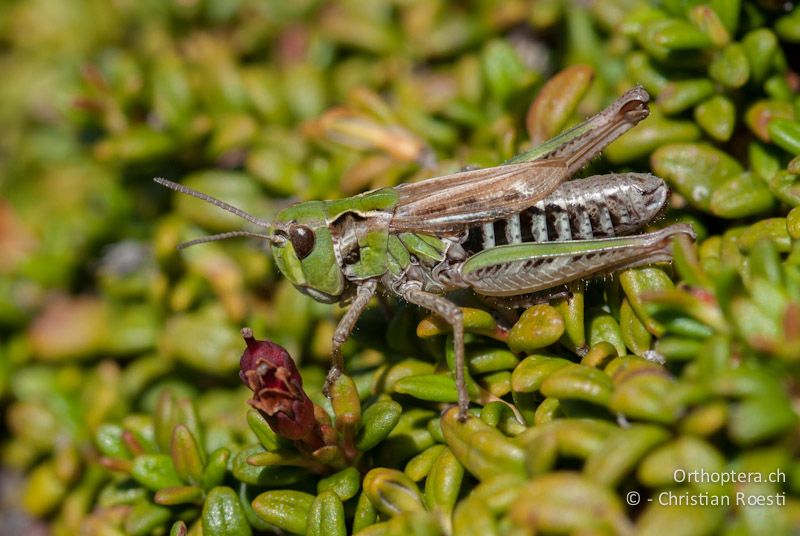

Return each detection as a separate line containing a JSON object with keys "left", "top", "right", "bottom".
{"left": 390, "top": 159, "right": 568, "bottom": 234}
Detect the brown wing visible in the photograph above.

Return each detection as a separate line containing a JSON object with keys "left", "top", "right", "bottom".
{"left": 390, "top": 159, "right": 569, "bottom": 234}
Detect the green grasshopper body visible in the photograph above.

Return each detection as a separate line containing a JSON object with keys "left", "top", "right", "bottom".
{"left": 156, "top": 87, "right": 695, "bottom": 420}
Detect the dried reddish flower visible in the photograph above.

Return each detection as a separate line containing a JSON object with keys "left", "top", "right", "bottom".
{"left": 239, "top": 328, "right": 322, "bottom": 449}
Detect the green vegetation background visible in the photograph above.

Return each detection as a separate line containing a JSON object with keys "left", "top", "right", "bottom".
{"left": 1, "top": 0, "right": 800, "bottom": 534}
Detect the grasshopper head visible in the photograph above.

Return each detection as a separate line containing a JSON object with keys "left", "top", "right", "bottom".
{"left": 271, "top": 201, "right": 345, "bottom": 304}
{"left": 152, "top": 178, "right": 345, "bottom": 304}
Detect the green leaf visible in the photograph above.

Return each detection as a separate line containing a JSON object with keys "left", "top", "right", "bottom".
{"left": 154, "top": 485, "right": 204, "bottom": 505}
{"left": 356, "top": 399, "right": 402, "bottom": 451}
{"left": 394, "top": 374, "right": 459, "bottom": 402}
{"left": 363, "top": 468, "right": 426, "bottom": 517}
{"left": 202, "top": 448, "right": 231, "bottom": 490}
{"left": 508, "top": 305, "right": 565, "bottom": 354}
{"left": 252, "top": 490, "right": 315, "bottom": 535}
{"left": 307, "top": 491, "right": 347, "bottom": 536}
{"left": 124, "top": 501, "right": 171, "bottom": 536}
{"left": 651, "top": 143, "right": 743, "bottom": 212}
{"left": 202, "top": 486, "right": 253, "bottom": 536}
{"left": 171, "top": 424, "right": 205, "bottom": 486}
{"left": 131, "top": 454, "right": 183, "bottom": 492}
{"left": 768, "top": 119, "right": 800, "bottom": 155}
{"left": 441, "top": 407, "right": 526, "bottom": 481}
{"left": 317, "top": 467, "right": 361, "bottom": 501}
{"left": 509, "top": 473, "right": 632, "bottom": 534}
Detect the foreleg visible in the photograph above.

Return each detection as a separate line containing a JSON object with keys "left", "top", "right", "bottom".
{"left": 325, "top": 279, "right": 377, "bottom": 393}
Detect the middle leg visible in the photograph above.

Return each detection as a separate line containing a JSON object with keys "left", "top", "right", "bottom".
{"left": 401, "top": 285, "right": 469, "bottom": 421}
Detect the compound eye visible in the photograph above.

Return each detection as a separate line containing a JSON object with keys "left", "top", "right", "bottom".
{"left": 289, "top": 225, "right": 315, "bottom": 260}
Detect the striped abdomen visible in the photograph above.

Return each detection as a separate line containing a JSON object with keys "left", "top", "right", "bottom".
{"left": 462, "top": 173, "right": 668, "bottom": 255}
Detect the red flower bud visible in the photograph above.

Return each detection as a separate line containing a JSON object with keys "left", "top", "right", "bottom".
{"left": 239, "top": 328, "right": 320, "bottom": 447}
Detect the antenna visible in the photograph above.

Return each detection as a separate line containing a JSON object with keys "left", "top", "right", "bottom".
{"left": 154, "top": 177, "right": 281, "bottom": 249}
{"left": 176, "top": 231, "right": 279, "bottom": 250}
{"left": 154, "top": 177, "right": 271, "bottom": 228}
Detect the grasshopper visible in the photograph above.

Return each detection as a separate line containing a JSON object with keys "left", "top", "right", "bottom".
{"left": 155, "top": 86, "right": 695, "bottom": 421}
